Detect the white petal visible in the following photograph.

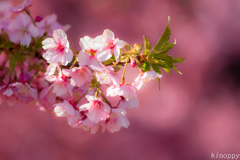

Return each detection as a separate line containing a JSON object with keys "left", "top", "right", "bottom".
{"left": 92, "top": 35, "right": 107, "bottom": 50}
{"left": 95, "top": 49, "right": 112, "bottom": 62}
{"left": 80, "top": 36, "right": 92, "bottom": 49}
{"left": 103, "top": 29, "right": 114, "bottom": 40}
{"left": 42, "top": 38, "right": 57, "bottom": 50}
{"left": 113, "top": 47, "right": 120, "bottom": 63}
{"left": 53, "top": 29, "right": 67, "bottom": 41}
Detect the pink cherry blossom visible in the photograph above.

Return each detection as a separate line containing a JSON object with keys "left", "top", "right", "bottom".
{"left": 0, "top": 1, "right": 11, "bottom": 33}
{"left": 78, "top": 36, "right": 101, "bottom": 69}
{"left": 42, "top": 29, "right": 73, "bottom": 66}
{"left": 79, "top": 95, "right": 111, "bottom": 123}
{"left": 0, "top": 84, "right": 14, "bottom": 97}
{"left": 118, "top": 97, "right": 139, "bottom": 109}
{"left": 91, "top": 65, "right": 120, "bottom": 86}
{"left": 36, "top": 14, "right": 66, "bottom": 37}
{"left": 0, "top": 85, "right": 17, "bottom": 106}
{"left": 78, "top": 115, "right": 99, "bottom": 134}
{"left": 107, "top": 84, "right": 137, "bottom": 101}
{"left": 54, "top": 100, "right": 81, "bottom": 127}
{"left": 45, "top": 65, "right": 73, "bottom": 97}
{"left": 39, "top": 84, "right": 57, "bottom": 110}
{"left": 10, "top": 82, "right": 38, "bottom": 103}
{"left": 7, "top": 13, "right": 38, "bottom": 47}
{"left": 132, "top": 71, "right": 162, "bottom": 90}
{"left": 92, "top": 29, "right": 126, "bottom": 62}
{"left": 9, "top": 0, "right": 33, "bottom": 13}
{"left": 103, "top": 108, "right": 130, "bottom": 133}
{"left": 62, "top": 66, "right": 92, "bottom": 87}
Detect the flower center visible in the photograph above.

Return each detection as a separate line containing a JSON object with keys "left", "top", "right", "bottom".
{"left": 56, "top": 42, "right": 65, "bottom": 52}
{"left": 88, "top": 49, "right": 97, "bottom": 56}
{"left": 108, "top": 41, "right": 115, "bottom": 50}
{"left": 93, "top": 100, "right": 102, "bottom": 110}
{"left": 22, "top": 29, "right": 28, "bottom": 34}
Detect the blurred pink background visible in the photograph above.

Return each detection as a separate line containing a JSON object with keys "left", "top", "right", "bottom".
{"left": 1, "top": 0, "right": 240, "bottom": 159}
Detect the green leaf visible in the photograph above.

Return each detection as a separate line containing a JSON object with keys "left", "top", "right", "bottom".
{"left": 113, "top": 64, "right": 122, "bottom": 72}
{"left": 142, "top": 61, "right": 150, "bottom": 72}
{"left": 157, "top": 78, "right": 161, "bottom": 90}
{"left": 151, "top": 64, "right": 161, "bottom": 74}
{"left": 1, "top": 41, "right": 14, "bottom": 48}
{"left": 102, "top": 55, "right": 115, "bottom": 65}
{"left": 163, "top": 68, "right": 170, "bottom": 74}
{"left": 9, "top": 52, "right": 24, "bottom": 69}
{"left": 152, "top": 16, "right": 171, "bottom": 51}
{"left": 173, "top": 57, "right": 185, "bottom": 63}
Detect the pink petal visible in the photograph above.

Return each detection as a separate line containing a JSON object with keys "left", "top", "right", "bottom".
{"left": 78, "top": 50, "right": 90, "bottom": 66}
{"left": 28, "top": 23, "right": 39, "bottom": 37}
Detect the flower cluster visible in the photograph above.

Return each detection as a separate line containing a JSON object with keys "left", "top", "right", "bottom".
{"left": 0, "top": 1, "right": 184, "bottom": 133}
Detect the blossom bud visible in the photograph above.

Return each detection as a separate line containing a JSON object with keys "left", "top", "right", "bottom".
{"left": 131, "top": 58, "right": 136, "bottom": 68}
{"left": 35, "top": 15, "right": 43, "bottom": 22}
{"left": 133, "top": 43, "right": 141, "bottom": 53}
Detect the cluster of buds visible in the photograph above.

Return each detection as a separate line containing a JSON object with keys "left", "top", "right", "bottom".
{"left": 0, "top": 0, "right": 184, "bottom": 133}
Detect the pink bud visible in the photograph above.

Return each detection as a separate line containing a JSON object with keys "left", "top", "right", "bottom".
{"left": 35, "top": 15, "right": 43, "bottom": 22}
{"left": 131, "top": 58, "right": 136, "bottom": 68}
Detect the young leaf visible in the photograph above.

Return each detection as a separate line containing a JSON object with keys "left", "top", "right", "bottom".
{"left": 151, "top": 64, "right": 161, "bottom": 74}
{"left": 90, "top": 77, "right": 98, "bottom": 88}
{"left": 9, "top": 52, "right": 24, "bottom": 69}
{"left": 113, "top": 64, "right": 122, "bottom": 72}
{"left": 142, "top": 61, "right": 150, "bottom": 72}
{"left": 152, "top": 16, "right": 171, "bottom": 51}
{"left": 144, "top": 35, "right": 151, "bottom": 50}
{"left": 173, "top": 57, "right": 185, "bottom": 63}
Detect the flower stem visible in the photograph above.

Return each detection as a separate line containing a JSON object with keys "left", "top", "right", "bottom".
{"left": 121, "top": 57, "right": 129, "bottom": 84}
{"left": 70, "top": 58, "right": 77, "bottom": 69}
{"left": 97, "top": 88, "right": 112, "bottom": 107}
{"left": 76, "top": 87, "right": 94, "bottom": 103}
{"left": 25, "top": 9, "right": 35, "bottom": 26}
{"left": 112, "top": 55, "right": 128, "bottom": 68}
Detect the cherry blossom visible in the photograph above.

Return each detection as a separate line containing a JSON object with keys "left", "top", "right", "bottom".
{"left": 91, "top": 65, "right": 120, "bottom": 86}
{"left": 10, "top": 82, "right": 38, "bottom": 103}
{"left": 92, "top": 29, "right": 126, "bottom": 62}
{"left": 107, "top": 84, "right": 137, "bottom": 101}
{"left": 54, "top": 100, "right": 81, "bottom": 126}
{"left": 39, "top": 85, "right": 57, "bottom": 110}
{"left": 132, "top": 71, "right": 162, "bottom": 90}
{"left": 9, "top": 0, "right": 33, "bottom": 13}
{"left": 36, "top": 14, "right": 65, "bottom": 37}
{"left": 7, "top": 13, "right": 38, "bottom": 47}
{"left": 103, "top": 108, "right": 130, "bottom": 133}
{"left": 79, "top": 95, "right": 111, "bottom": 123}
{"left": 42, "top": 29, "right": 73, "bottom": 66}
{"left": 0, "top": 84, "right": 14, "bottom": 97}
{"left": 118, "top": 97, "right": 139, "bottom": 109}
{"left": 78, "top": 36, "right": 101, "bottom": 69}
{"left": 62, "top": 66, "right": 92, "bottom": 87}
{"left": 0, "top": 1, "right": 11, "bottom": 33}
